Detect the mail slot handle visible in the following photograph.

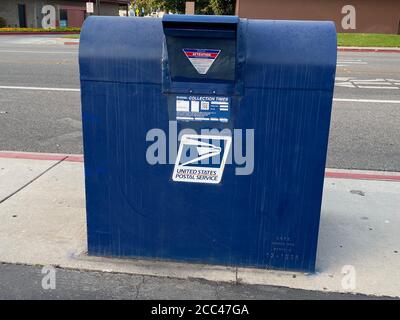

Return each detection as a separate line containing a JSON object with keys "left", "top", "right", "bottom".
{"left": 162, "top": 14, "right": 238, "bottom": 39}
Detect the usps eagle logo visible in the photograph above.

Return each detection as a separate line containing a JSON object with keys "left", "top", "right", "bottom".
{"left": 172, "top": 134, "right": 231, "bottom": 184}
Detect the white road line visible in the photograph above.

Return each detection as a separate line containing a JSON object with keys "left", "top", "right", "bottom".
{"left": 0, "top": 85, "right": 80, "bottom": 92}
{"left": 335, "top": 83, "right": 355, "bottom": 88}
{"left": 352, "top": 82, "right": 391, "bottom": 85}
{"left": 337, "top": 60, "right": 363, "bottom": 62}
{"left": 333, "top": 98, "right": 400, "bottom": 104}
{"left": 1, "top": 85, "right": 399, "bottom": 104}
{"left": 356, "top": 86, "right": 399, "bottom": 90}
{"left": 335, "top": 78, "right": 400, "bottom": 90}
{"left": 337, "top": 61, "right": 367, "bottom": 64}
{"left": 350, "top": 79, "right": 385, "bottom": 82}
{"left": 0, "top": 50, "right": 77, "bottom": 54}
{"left": 336, "top": 59, "right": 367, "bottom": 68}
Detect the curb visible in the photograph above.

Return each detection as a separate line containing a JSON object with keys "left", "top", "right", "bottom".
{"left": 338, "top": 47, "right": 400, "bottom": 53}
{"left": 0, "top": 35, "right": 398, "bottom": 53}
{"left": 0, "top": 151, "right": 83, "bottom": 163}
{"left": 0, "top": 32, "right": 80, "bottom": 36}
{"left": 1, "top": 151, "right": 400, "bottom": 182}
{"left": 325, "top": 170, "right": 400, "bottom": 182}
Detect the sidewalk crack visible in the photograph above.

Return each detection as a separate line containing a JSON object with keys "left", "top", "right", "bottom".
{"left": 235, "top": 267, "right": 239, "bottom": 284}
{"left": 135, "top": 275, "right": 145, "bottom": 299}
{"left": 0, "top": 156, "right": 67, "bottom": 205}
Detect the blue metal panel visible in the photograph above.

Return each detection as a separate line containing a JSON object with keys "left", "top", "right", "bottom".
{"left": 80, "top": 15, "right": 336, "bottom": 272}
{"left": 79, "top": 17, "right": 163, "bottom": 84}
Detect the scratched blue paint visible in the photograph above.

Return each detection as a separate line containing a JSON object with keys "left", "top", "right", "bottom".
{"left": 79, "top": 15, "right": 337, "bottom": 272}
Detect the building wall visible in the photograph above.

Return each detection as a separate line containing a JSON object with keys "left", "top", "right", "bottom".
{"left": 0, "top": 0, "right": 121, "bottom": 28}
{"left": 0, "top": 0, "right": 28, "bottom": 27}
{"left": 236, "top": 0, "right": 400, "bottom": 34}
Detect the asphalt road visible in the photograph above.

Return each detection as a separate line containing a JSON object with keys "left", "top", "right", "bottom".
{"left": 0, "top": 35, "right": 399, "bottom": 173}
{"left": 0, "top": 263, "right": 389, "bottom": 300}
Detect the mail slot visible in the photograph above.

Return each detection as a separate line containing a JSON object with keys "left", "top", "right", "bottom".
{"left": 162, "top": 15, "right": 238, "bottom": 85}
{"left": 79, "top": 15, "right": 337, "bottom": 272}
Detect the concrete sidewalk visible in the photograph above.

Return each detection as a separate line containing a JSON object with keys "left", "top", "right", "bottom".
{"left": 0, "top": 151, "right": 399, "bottom": 298}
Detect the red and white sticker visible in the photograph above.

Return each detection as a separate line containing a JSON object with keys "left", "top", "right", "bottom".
{"left": 183, "top": 48, "right": 221, "bottom": 75}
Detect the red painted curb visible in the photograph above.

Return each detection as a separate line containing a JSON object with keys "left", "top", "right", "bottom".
{"left": 0, "top": 152, "right": 83, "bottom": 162}
{"left": 324, "top": 171, "right": 400, "bottom": 182}
{"left": 0, "top": 32, "right": 80, "bottom": 36}
{"left": 64, "top": 42, "right": 79, "bottom": 45}
{"left": 0, "top": 152, "right": 66, "bottom": 161}
{"left": 65, "top": 155, "right": 84, "bottom": 162}
{"left": 338, "top": 47, "right": 400, "bottom": 53}
{"left": 1, "top": 151, "right": 400, "bottom": 182}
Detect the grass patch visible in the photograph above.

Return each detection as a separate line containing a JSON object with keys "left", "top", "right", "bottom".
{"left": 337, "top": 33, "right": 400, "bottom": 47}
{"left": 63, "top": 34, "right": 80, "bottom": 39}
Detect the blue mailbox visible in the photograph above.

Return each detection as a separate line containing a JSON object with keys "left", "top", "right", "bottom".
{"left": 79, "top": 15, "right": 336, "bottom": 272}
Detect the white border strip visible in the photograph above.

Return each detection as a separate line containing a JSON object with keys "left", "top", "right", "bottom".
{"left": 0, "top": 86, "right": 80, "bottom": 92}
{"left": 1, "top": 86, "right": 400, "bottom": 105}
{"left": 333, "top": 98, "right": 400, "bottom": 104}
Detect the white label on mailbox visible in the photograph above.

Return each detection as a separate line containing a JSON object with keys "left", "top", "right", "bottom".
{"left": 172, "top": 134, "right": 231, "bottom": 184}
{"left": 176, "top": 95, "right": 230, "bottom": 122}
{"left": 183, "top": 48, "right": 221, "bottom": 74}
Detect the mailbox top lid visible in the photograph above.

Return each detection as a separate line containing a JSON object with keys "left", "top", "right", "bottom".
{"left": 162, "top": 14, "right": 239, "bottom": 38}
{"left": 79, "top": 17, "right": 336, "bottom": 91}
{"left": 162, "top": 14, "right": 239, "bottom": 25}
